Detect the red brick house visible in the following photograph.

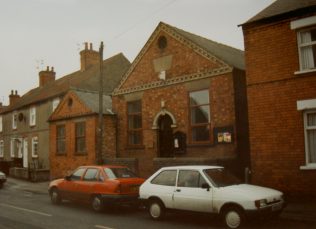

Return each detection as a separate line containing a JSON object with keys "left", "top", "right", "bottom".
{"left": 242, "top": 0, "right": 316, "bottom": 198}
{"left": 49, "top": 89, "right": 117, "bottom": 179}
{"left": 112, "top": 22, "right": 249, "bottom": 177}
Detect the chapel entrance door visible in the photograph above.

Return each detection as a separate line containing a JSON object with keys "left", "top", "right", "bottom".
{"left": 158, "top": 115, "right": 174, "bottom": 157}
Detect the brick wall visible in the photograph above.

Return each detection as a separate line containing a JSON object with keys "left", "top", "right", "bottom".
{"left": 243, "top": 15, "right": 316, "bottom": 198}
{"left": 112, "top": 29, "right": 247, "bottom": 178}
{"left": 49, "top": 115, "right": 116, "bottom": 180}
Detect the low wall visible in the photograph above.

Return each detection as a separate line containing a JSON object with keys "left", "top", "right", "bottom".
{"left": 104, "top": 158, "right": 139, "bottom": 174}
{"left": 153, "top": 157, "right": 242, "bottom": 178}
{"left": 9, "top": 167, "right": 50, "bottom": 182}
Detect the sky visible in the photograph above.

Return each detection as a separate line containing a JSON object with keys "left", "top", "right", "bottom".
{"left": 0, "top": 0, "right": 275, "bottom": 105}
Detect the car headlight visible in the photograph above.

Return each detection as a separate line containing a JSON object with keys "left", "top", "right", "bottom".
{"left": 255, "top": 199, "right": 268, "bottom": 208}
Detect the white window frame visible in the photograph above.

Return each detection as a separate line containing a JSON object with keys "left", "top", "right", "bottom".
{"left": 12, "top": 112, "right": 17, "bottom": 130}
{"left": 29, "top": 107, "right": 36, "bottom": 126}
{"left": 297, "top": 27, "right": 316, "bottom": 72}
{"left": 10, "top": 138, "right": 15, "bottom": 158}
{"left": 0, "top": 116, "right": 2, "bottom": 132}
{"left": 52, "top": 98, "right": 60, "bottom": 112}
{"left": 301, "top": 109, "right": 316, "bottom": 170}
{"left": 0, "top": 140, "right": 4, "bottom": 157}
{"left": 31, "top": 136, "right": 38, "bottom": 158}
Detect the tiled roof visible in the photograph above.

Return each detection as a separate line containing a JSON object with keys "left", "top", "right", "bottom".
{"left": 243, "top": 0, "right": 316, "bottom": 25}
{"left": 1, "top": 53, "right": 130, "bottom": 114}
{"left": 73, "top": 89, "right": 113, "bottom": 115}
{"left": 167, "top": 23, "right": 244, "bottom": 69}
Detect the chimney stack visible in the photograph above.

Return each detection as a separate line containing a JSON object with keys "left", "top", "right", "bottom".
{"left": 39, "top": 66, "right": 56, "bottom": 87}
{"left": 9, "top": 90, "right": 20, "bottom": 106}
{"left": 80, "top": 42, "right": 100, "bottom": 71}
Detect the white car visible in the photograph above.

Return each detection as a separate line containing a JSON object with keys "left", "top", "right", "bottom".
{"left": 139, "top": 165, "right": 285, "bottom": 229}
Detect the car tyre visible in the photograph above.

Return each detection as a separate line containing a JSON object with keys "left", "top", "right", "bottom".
{"left": 50, "top": 188, "right": 61, "bottom": 205}
{"left": 222, "top": 206, "right": 244, "bottom": 229}
{"left": 148, "top": 199, "right": 165, "bottom": 220}
{"left": 91, "top": 195, "right": 104, "bottom": 212}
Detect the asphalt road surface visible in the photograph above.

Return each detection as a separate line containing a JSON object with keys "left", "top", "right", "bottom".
{"left": 0, "top": 181, "right": 315, "bottom": 229}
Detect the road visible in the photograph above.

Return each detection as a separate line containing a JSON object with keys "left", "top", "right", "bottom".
{"left": 0, "top": 181, "right": 315, "bottom": 229}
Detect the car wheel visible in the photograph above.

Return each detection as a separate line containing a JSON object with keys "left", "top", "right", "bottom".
{"left": 222, "top": 206, "right": 244, "bottom": 229}
{"left": 91, "top": 195, "right": 104, "bottom": 212}
{"left": 50, "top": 188, "right": 61, "bottom": 205}
{"left": 149, "top": 200, "right": 165, "bottom": 220}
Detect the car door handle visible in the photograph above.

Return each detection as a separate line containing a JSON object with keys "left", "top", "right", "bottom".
{"left": 175, "top": 189, "right": 181, "bottom": 192}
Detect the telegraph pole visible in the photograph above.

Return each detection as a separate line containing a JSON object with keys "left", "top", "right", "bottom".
{"left": 97, "top": 41, "right": 104, "bottom": 165}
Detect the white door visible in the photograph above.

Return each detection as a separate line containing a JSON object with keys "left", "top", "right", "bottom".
{"left": 173, "top": 170, "right": 213, "bottom": 212}
{"left": 23, "top": 139, "right": 28, "bottom": 168}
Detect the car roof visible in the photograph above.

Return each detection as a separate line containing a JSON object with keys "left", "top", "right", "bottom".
{"left": 158, "top": 165, "right": 223, "bottom": 170}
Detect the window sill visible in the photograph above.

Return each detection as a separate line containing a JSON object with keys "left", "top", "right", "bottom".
{"left": 294, "top": 69, "right": 316, "bottom": 75}
{"left": 300, "top": 165, "right": 316, "bottom": 170}
{"left": 125, "top": 145, "right": 145, "bottom": 150}
{"left": 188, "top": 143, "right": 214, "bottom": 148}
{"left": 74, "top": 153, "right": 87, "bottom": 156}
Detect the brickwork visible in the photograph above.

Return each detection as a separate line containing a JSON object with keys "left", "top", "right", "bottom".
{"left": 49, "top": 91, "right": 117, "bottom": 180}
{"left": 243, "top": 14, "right": 316, "bottom": 198}
{"left": 112, "top": 28, "right": 247, "bottom": 178}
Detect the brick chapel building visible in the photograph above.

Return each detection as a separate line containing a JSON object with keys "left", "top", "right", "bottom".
{"left": 112, "top": 22, "right": 249, "bottom": 177}
{"left": 242, "top": 0, "right": 316, "bottom": 198}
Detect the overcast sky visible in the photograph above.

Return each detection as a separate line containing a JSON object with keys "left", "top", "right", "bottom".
{"left": 0, "top": 0, "right": 274, "bottom": 104}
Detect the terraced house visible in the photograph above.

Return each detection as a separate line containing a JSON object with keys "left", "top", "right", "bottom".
{"left": 112, "top": 22, "right": 249, "bottom": 177}
{"left": 0, "top": 43, "right": 130, "bottom": 180}
{"left": 242, "top": 0, "right": 316, "bottom": 198}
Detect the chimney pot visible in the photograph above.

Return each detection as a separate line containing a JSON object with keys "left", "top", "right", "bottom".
{"left": 15, "top": 90, "right": 17, "bottom": 95}
{"left": 46, "top": 66, "right": 49, "bottom": 71}
{"left": 51, "top": 67, "right": 54, "bottom": 72}
{"left": 90, "top": 43, "right": 93, "bottom": 50}
{"left": 11, "top": 90, "right": 13, "bottom": 95}
{"left": 85, "top": 42, "right": 88, "bottom": 50}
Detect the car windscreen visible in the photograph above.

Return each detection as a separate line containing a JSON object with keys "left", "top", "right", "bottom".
{"left": 203, "top": 168, "right": 241, "bottom": 187}
{"left": 103, "top": 168, "right": 137, "bottom": 179}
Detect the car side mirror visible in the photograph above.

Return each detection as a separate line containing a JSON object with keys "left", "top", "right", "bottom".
{"left": 201, "top": 183, "right": 210, "bottom": 191}
{"left": 65, "top": 175, "right": 71, "bottom": 181}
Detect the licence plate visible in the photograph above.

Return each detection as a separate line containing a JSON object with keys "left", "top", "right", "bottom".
{"left": 272, "top": 202, "right": 282, "bottom": 211}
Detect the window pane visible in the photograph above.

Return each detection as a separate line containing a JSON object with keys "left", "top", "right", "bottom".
{"left": 192, "top": 126, "right": 210, "bottom": 142}
{"left": 128, "top": 131, "right": 141, "bottom": 145}
{"left": 190, "top": 90, "right": 209, "bottom": 105}
{"left": 57, "top": 125, "right": 65, "bottom": 137}
{"left": 307, "top": 113, "right": 316, "bottom": 126}
{"left": 178, "top": 170, "right": 200, "bottom": 188}
{"left": 83, "top": 169, "right": 99, "bottom": 181}
{"left": 128, "top": 101, "right": 141, "bottom": 113}
{"left": 191, "top": 105, "right": 210, "bottom": 124}
{"left": 128, "top": 115, "right": 142, "bottom": 129}
{"left": 301, "top": 45, "right": 316, "bottom": 69}
{"left": 71, "top": 168, "right": 86, "bottom": 181}
{"left": 76, "top": 123, "right": 85, "bottom": 136}
{"left": 151, "top": 170, "right": 177, "bottom": 186}
{"left": 300, "top": 29, "right": 316, "bottom": 44}
{"left": 307, "top": 129, "right": 316, "bottom": 163}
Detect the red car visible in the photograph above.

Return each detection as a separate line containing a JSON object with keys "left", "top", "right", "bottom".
{"left": 48, "top": 165, "right": 145, "bottom": 211}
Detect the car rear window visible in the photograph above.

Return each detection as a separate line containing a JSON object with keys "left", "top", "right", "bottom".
{"left": 103, "top": 168, "right": 137, "bottom": 179}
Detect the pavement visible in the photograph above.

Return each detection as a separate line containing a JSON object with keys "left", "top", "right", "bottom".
{"left": 4, "top": 177, "right": 316, "bottom": 223}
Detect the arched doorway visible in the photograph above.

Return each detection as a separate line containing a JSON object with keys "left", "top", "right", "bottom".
{"left": 158, "top": 115, "right": 174, "bottom": 157}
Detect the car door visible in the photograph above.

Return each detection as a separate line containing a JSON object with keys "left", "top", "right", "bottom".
{"left": 173, "top": 169, "right": 213, "bottom": 213}
{"left": 59, "top": 167, "right": 86, "bottom": 201}
{"left": 79, "top": 168, "right": 100, "bottom": 203}
{"left": 149, "top": 169, "right": 177, "bottom": 209}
